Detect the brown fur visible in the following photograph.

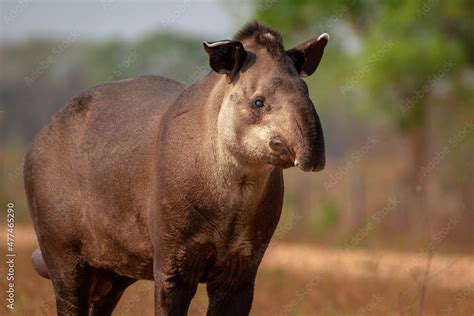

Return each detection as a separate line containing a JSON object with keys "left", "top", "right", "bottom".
{"left": 234, "top": 22, "right": 285, "bottom": 61}
{"left": 24, "top": 23, "right": 328, "bottom": 315}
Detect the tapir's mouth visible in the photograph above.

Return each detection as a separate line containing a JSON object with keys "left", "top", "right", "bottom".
{"left": 268, "top": 137, "right": 296, "bottom": 169}
{"left": 294, "top": 157, "right": 325, "bottom": 172}
{"left": 268, "top": 135, "right": 325, "bottom": 172}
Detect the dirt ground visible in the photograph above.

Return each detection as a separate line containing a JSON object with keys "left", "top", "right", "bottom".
{"left": 1, "top": 226, "right": 473, "bottom": 315}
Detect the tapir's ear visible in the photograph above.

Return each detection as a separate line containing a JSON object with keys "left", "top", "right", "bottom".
{"left": 203, "top": 40, "right": 247, "bottom": 83}
{"left": 286, "top": 33, "right": 329, "bottom": 77}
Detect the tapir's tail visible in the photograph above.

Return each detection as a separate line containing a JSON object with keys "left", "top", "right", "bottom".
{"left": 32, "top": 248, "right": 50, "bottom": 279}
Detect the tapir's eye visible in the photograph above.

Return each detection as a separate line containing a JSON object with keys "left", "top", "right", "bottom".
{"left": 254, "top": 99, "right": 265, "bottom": 108}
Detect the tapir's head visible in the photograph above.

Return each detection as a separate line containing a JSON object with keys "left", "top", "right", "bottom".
{"left": 204, "top": 22, "right": 328, "bottom": 172}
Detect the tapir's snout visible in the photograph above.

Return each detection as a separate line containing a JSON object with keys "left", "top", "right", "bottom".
{"left": 292, "top": 102, "right": 325, "bottom": 172}
{"left": 267, "top": 101, "right": 325, "bottom": 172}
{"left": 267, "top": 98, "right": 325, "bottom": 172}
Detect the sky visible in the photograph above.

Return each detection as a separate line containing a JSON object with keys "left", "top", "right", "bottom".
{"left": 0, "top": 0, "right": 249, "bottom": 43}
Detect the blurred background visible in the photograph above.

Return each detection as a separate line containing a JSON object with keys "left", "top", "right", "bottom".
{"left": 1, "top": 0, "right": 473, "bottom": 315}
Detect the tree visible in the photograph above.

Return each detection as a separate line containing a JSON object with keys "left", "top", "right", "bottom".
{"left": 254, "top": 0, "right": 473, "bottom": 214}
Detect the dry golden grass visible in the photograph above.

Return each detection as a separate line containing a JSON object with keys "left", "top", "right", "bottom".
{"left": 1, "top": 226, "right": 473, "bottom": 315}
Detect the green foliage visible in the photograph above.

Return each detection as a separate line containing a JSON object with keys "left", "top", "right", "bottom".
{"left": 275, "top": 191, "right": 299, "bottom": 238}
{"left": 85, "top": 32, "right": 206, "bottom": 85}
{"left": 309, "top": 200, "right": 341, "bottom": 236}
{"left": 282, "top": 191, "right": 297, "bottom": 214}
{"left": 255, "top": 0, "right": 474, "bottom": 131}
{"left": 129, "top": 32, "right": 206, "bottom": 83}
{"left": 267, "top": 266, "right": 286, "bottom": 284}
{"left": 359, "top": 0, "right": 468, "bottom": 130}
{"left": 85, "top": 40, "right": 131, "bottom": 84}
{"left": 1, "top": 30, "right": 209, "bottom": 143}
{"left": 291, "top": 308, "right": 304, "bottom": 316}
{"left": 256, "top": 0, "right": 374, "bottom": 40}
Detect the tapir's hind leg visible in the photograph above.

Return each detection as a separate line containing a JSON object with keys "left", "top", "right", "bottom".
{"left": 90, "top": 272, "right": 136, "bottom": 316}
{"left": 45, "top": 249, "right": 93, "bottom": 316}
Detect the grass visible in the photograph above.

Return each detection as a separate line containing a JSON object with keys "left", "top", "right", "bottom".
{"left": 1, "top": 227, "right": 473, "bottom": 315}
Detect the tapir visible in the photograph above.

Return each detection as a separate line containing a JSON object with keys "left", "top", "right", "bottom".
{"left": 24, "top": 22, "right": 328, "bottom": 315}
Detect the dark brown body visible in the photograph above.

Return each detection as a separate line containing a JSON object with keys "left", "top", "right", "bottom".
{"left": 24, "top": 23, "right": 328, "bottom": 315}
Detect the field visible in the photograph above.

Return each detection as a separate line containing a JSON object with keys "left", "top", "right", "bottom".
{"left": 2, "top": 0, "right": 474, "bottom": 315}
{"left": 1, "top": 226, "right": 473, "bottom": 315}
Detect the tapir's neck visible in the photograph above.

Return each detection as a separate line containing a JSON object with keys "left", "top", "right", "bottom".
{"left": 184, "top": 72, "right": 274, "bottom": 206}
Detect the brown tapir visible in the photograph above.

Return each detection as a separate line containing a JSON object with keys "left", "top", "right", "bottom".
{"left": 24, "top": 22, "right": 328, "bottom": 315}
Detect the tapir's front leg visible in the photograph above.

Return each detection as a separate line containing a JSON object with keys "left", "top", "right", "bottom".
{"left": 154, "top": 268, "right": 197, "bottom": 316}
{"left": 153, "top": 241, "right": 209, "bottom": 316}
{"left": 205, "top": 252, "right": 260, "bottom": 316}
{"left": 205, "top": 169, "right": 284, "bottom": 315}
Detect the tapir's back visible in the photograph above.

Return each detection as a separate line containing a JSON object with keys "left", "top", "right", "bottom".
{"left": 24, "top": 75, "right": 185, "bottom": 266}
